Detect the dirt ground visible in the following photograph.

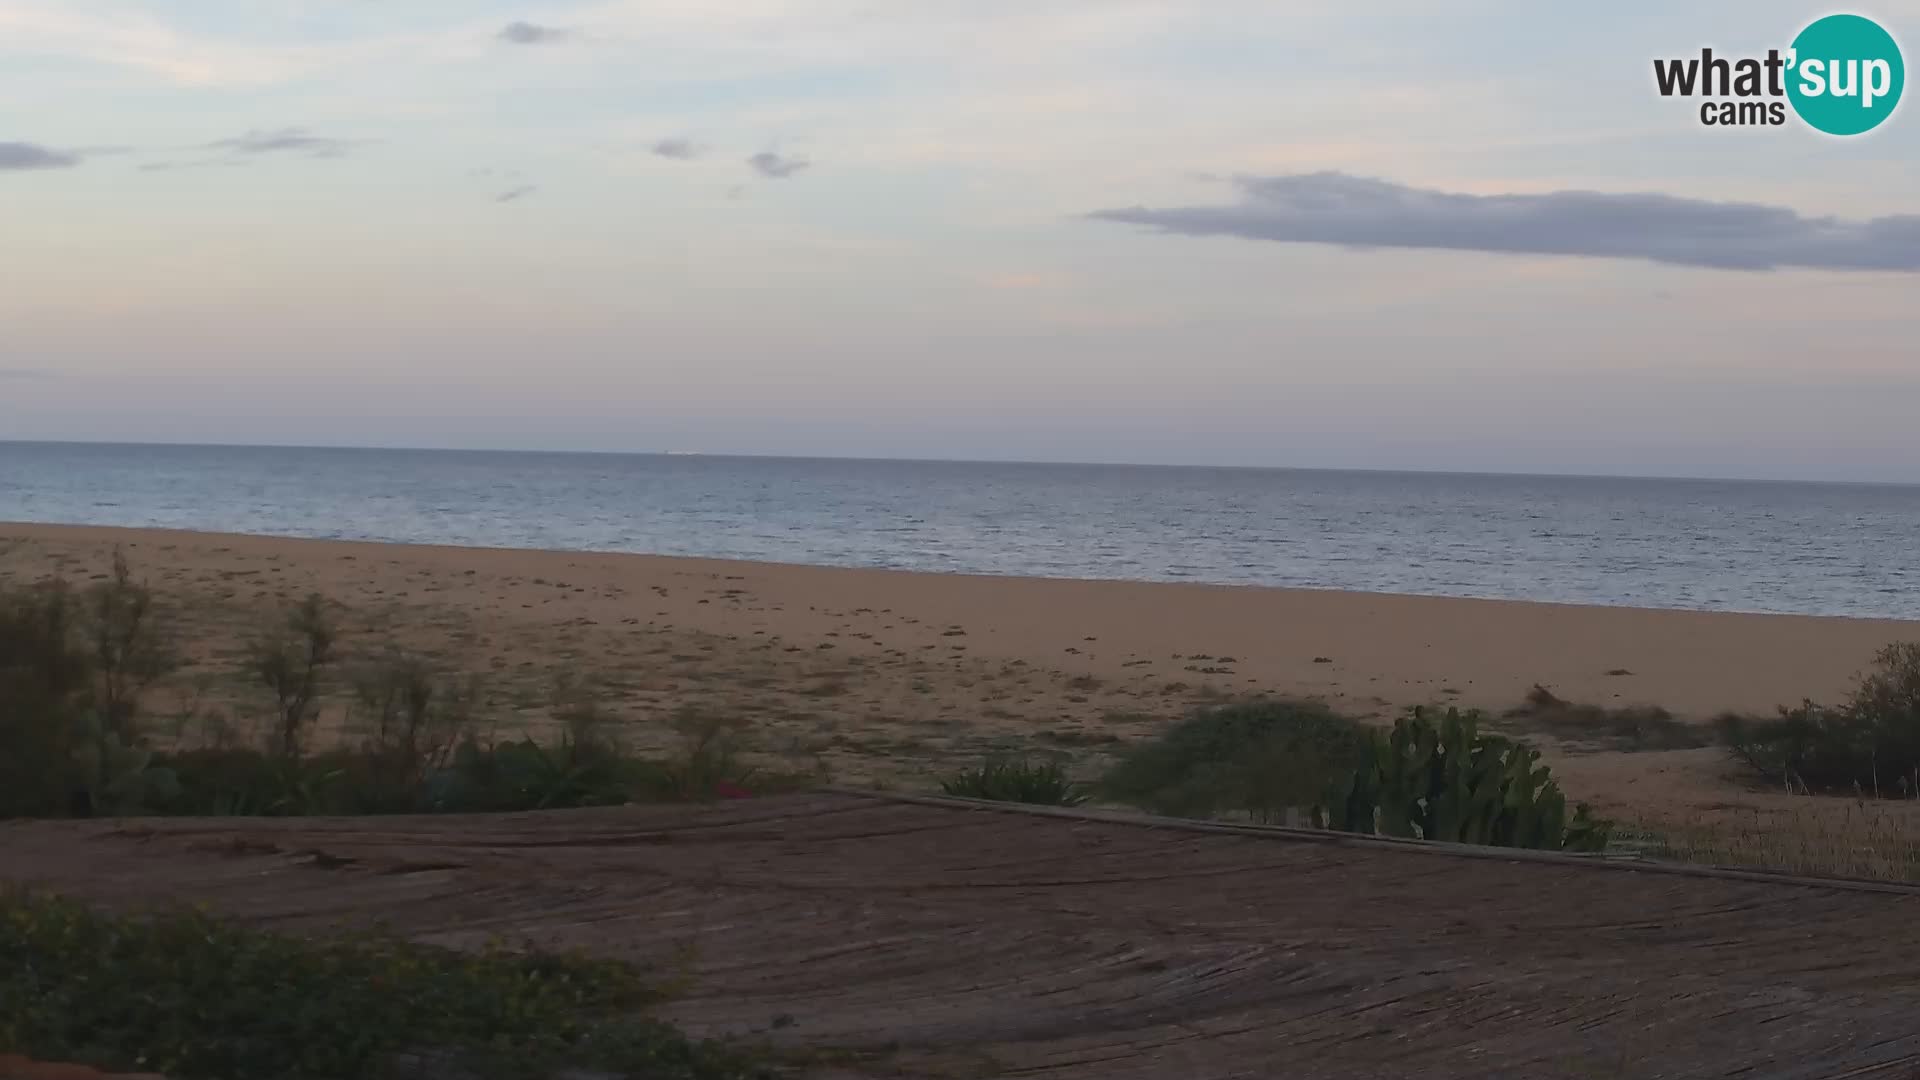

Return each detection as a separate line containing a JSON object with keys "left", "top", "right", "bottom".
{"left": 5, "top": 792, "right": 1919, "bottom": 1080}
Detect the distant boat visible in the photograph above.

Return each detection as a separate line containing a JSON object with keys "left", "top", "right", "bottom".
{"left": 665, "top": 450, "right": 702, "bottom": 456}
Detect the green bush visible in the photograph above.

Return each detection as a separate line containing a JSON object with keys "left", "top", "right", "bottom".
{"left": 0, "top": 889, "right": 769, "bottom": 1080}
{"left": 942, "top": 758, "right": 1087, "bottom": 806}
{"left": 1717, "top": 642, "right": 1920, "bottom": 795}
{"left": 1097, "top": 700, "right": 1371, "bottom": 821}
{"left": 1322, "top": 707, "right": 1611, "bottom": 852}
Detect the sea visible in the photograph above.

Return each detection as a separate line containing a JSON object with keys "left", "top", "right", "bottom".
{"left": 1, "top": 441, "right": 1916, "bottom": 620}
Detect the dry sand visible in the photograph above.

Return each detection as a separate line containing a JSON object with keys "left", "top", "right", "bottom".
{"left": 4, "top": 521, "right": 1918, "bottom": 827}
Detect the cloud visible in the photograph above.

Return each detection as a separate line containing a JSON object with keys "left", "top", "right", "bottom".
{"left": 207, "top": 127, "right": 361, "bottom": 158}
{"left": 499, "top": 21, "right": 570, "bottom": 45}
{"left": 1090, "top": 173, "right": 1920, "bottom": 273}
{"left": 747, "top": 151, "right": 809, "bottom": 179}
{"left": 651, "top": 136, "right": 702, "bottom": 160}
{"left": 0, "top": 141, "right": 80, "bottom": 170}
{"left": 140, "top": 157, "right": 250, "bottom": 172}
{"left": 496, "top": 184, "right": 538, "bottom": 203}
{"left": 0, "top": 3, "right": 438, "bottom": 86}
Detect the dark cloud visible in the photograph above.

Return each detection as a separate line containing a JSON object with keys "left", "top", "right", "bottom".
{"left": 747, "top": 151, "right": 809, "bottom": 179}
{"left": 0, "top": 142, "right": 80, "bottom": 171}
{"left": 496, "top": 185, "right": 538, "bottom": 203}
{"left": 499, "top": 21, "right": 570, "bottom": 44}
{"left": 1090, "top": 172, "right": 1920, "bottom": 272}
{"left": 207, "top": 128, "right": 360, "bottom": 158}
{"left": 651, "top": 137, "right": 702, "bottom": 160}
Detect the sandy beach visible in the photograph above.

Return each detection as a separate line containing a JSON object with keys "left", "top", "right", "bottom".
{"left": 5, "top": 520, "right": 1917, "bottom": 824}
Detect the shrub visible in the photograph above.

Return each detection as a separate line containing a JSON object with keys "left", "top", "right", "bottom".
{"left": 1717, "top": 642, "right": 1920, "bottom": 795}
{"left": 348, "top": 654, "right": 477, "bottom": 811}
{"left": 0, "top": 889, "right": 769, "bottom": 1080}
{"left": 0, "top": 581, "right": 91, "bottom": 817}
{"left": 635, "top": 712, "right": 782, "bottom": 803}
{"left": 1322, "top": 706, "right": 1612, "bottom": 852}
{"left": 1503, "top": 685, "right": 1707, "bottom": 752}
{"left": 941, "top": 758, "right": 1087, "bottom": 806}
{"left": 426, "top": 734, "right": 639, "bottom": 812}
{"left": 247, "top": 593, "right": 337, "bottom": 760}
{"left": 157, "top": 746, "right": 317, "bottom": 816}
{"left": 1097, "top": 700, "right": 1371, "bottom": 821}
{"left": 80, "top": 551, "right": 175, "bottom": 740}
{"left": 0, "top": 558, "right": 180, "bottom": 818}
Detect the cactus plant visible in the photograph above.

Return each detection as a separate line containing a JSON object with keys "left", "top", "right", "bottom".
{"left": 1319, "top": 707, "right": 1613, "bottom": 852}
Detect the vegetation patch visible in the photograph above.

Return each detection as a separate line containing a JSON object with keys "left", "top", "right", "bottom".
{"left": 1323, "top": 706, "right": 1612, "bottom": 851}
{"left": 1717, "top": 642, "right": 1920, "bottom": 795}
{"left": 1097, "top": 700, "right": 1372, "bottom": 823}
{"left": 1617, "top": 801, "right": 1920, "bottom": 884}
{"left": 0, "top": 889, "right": 769, "bottom": 1080}
{"left": 1, "top": 559, "right": 807, "bottom": 820}
{"left": 940, "top": 759, "right": 1086, "bottom": 806}
{"left": 1500, "top": 685, "right": 1708, "bottom": 752}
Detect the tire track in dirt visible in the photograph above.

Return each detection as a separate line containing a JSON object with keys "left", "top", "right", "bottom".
{"left": 6, "top": 793, "right": 1920, "bottom": 1079}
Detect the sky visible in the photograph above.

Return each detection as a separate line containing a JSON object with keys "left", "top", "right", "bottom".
{"left": 3, "top": 1, "right": 1919, "bottom": 481}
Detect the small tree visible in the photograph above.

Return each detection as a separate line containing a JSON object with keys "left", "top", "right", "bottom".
{"left": 83, "top": 549, "right": 176, "bottom": 740}
{"left": 249, "top": 594, "right": 337, "bottom": 760}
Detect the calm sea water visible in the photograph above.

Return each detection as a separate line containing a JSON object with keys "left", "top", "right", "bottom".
{"left": 2, "top": 441, "right": 1917, "bottom": 619}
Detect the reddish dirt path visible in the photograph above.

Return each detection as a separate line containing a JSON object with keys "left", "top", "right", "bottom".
{"left": 6, "top": 793, "right": 1920, "bottom": 1079}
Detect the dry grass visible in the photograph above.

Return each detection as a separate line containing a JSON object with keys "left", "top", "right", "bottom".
{"left": 1624, "top": 800, "right": 1920, "bottom": 884}
{"left": 1499, "top": 684, "right": 1709, "bottom": 753}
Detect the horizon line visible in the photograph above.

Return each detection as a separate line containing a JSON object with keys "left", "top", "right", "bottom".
{"left": 4, "top": 437, "right": 1918, "bottom": 490}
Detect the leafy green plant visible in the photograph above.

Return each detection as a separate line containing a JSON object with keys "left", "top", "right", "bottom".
{"left": 1097, "top": 700, "right": 1371, "bottom": 821}
{"left": 941, "top": 758, "right": 1087, "bottom": 806}
{"left": 0, "top": 889, "right": 770, "bottom": 1080}
{"left": 1321, "top": 706, "right": 1611, "bottom": 852}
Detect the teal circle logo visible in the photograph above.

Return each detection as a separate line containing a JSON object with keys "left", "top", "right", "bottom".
{"left": 1787, "top": 14, "right": 1905, "bottom": 135}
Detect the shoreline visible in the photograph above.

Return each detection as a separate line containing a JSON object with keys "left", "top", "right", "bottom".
{"left": 5, "top": 520, "right": 1915, "bottom": 722}
{"left": 4, "top": 518, "right": 1914, "bottom": 626}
